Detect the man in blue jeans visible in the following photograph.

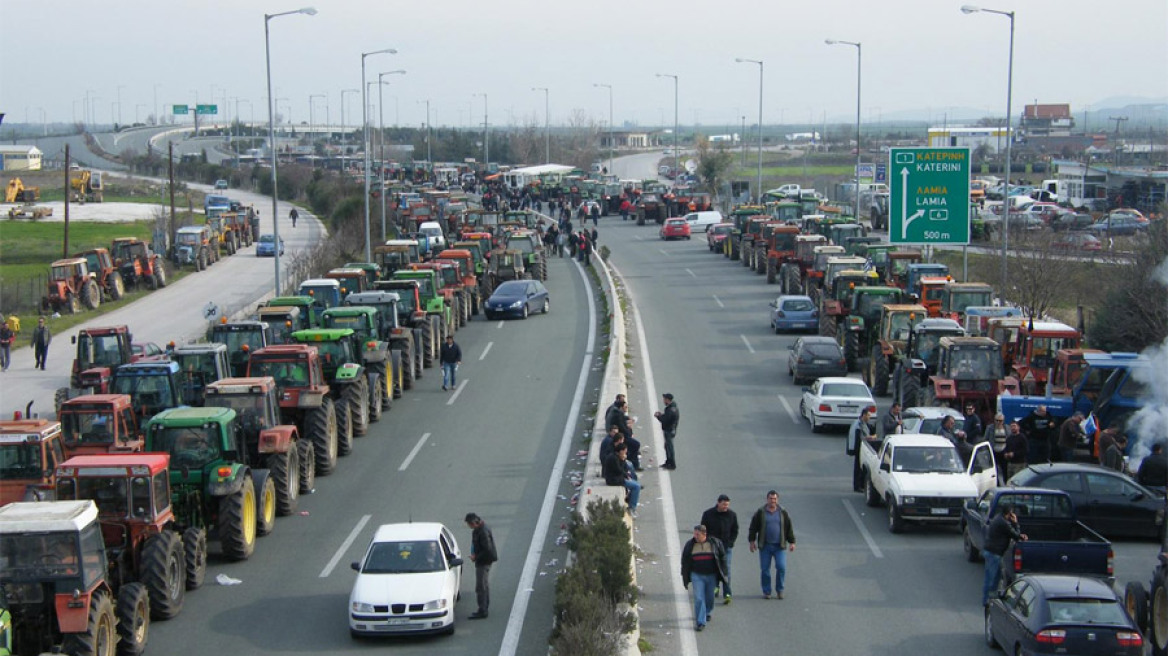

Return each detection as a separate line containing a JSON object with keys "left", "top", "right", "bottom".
{"left": 982, "top": 503, "right": 1027, "bottom": 605}
{"left": 440, "top": 335, "right": 461, "bottom": 391}
{"left": 747, "top": 490, "right": 796, "bottom": 599}
{"left": 681, "top": 524, "right": 728, "bottom": 632}
{"left": 602, "top": 443, "right": 641, "bottom": 514}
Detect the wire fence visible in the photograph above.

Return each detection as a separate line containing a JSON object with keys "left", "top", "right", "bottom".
{"left": 1, "top": 274, "right": 49, "bottom": 316}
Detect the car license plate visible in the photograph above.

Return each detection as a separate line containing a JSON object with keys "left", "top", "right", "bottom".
{"left": 387, "top": 618, "right": 411, "bottom": 625}
{"left": 839, "top": 405, "right": 857, "bottom": 412}
{"left": 814, "top": 359, "right": 831, "bottom": 364}
{"left": 930, "top": 508, "right": 949, "bottom": 515}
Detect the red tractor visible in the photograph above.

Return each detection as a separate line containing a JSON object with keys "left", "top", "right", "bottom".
{"left": 435, "top": 248, "right": 484, "bottom": 316}
{"left": 777, "top": 235, "right": 827, "bottom": 295}
{"left": 74, "top": 248, "right": 126, "bottom": 303}
{"left": 0, "top": 417, "right": 66, "bottom": 506}
{"left": 924, "top": 336, "right": 1020, "bottom": 423}
{"left": 763, "top": 224, "right": 801, "bottom": 284}
{"left": 55, "top": 325, "right": 135, "bottom": 413}
{"left": 58, "top": 394, "right": 143, "bottom": 460}
{"left": 111, "top": 237, "right": 169, "bottom": 290}
{"left": 246, "top": 345, "right": 339, "bottom": 477}
{"left": 43, "top": 257, "right": 102, "bottom": 314}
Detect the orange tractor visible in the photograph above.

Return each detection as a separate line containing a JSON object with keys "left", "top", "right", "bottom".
{"left": 112, "top": 237, "right": 169, "bottom": 290}
{"left": 42, "top": 258, "right": 102, "bottom": 314}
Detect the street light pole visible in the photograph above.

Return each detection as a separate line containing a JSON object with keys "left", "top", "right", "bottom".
{"left": 309, "top": 94, "right": 326, "bottom": 163}
{"left": 594, "top": 83, "right": 613, "bottom": 175}
{"left": 532, "top": 87, "right": 550, "bottom": 163}
{"left": 361, "top": 47, "right": 398, "bottom": 262}
{"left": 735, "top": 58, "right": 764, "bottom": 201}
{"left": 474, "top": 93, "right": 489, "bottom": 168}
{"left": 341, "top": 88, "right": 358, "bottom": 149}
{"left": 264, "top": 5, "right": 317, "bottom": 296}
{"left": 377, "top": 70, "right": 406, "bottom": 242}
{"left": 825, "top": 40, "right": 862, "bottom": 224}
{"left": 655, "top": 74, "right": 678, "bottom": 181}
{"left": 963, "top": 5, "right": 1015, "bottom": 294}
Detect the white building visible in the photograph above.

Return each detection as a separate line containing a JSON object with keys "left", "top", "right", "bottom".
{"left": 0, "top": 145, "right": 43, "bottom": 171}
{"left": 928, "top": 127, "right": 1013, "bottom": 154}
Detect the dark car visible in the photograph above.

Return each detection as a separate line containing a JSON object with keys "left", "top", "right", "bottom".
{"left": 787, "top": 336, "right": 847, "bottom": 385}
{"left": 1008, "top": 463, "right": 1165, "bottom": 539}
{"left": 986, "top": 575, "right": 1143, "bottom": 655}
{"left": 1087, "top": 214, "right": 1147, "bottom": 237}
{"left": 1050, "top": 212, "right": 1095, "bottom": 232}
{"left": 484, "top": 279, "right": 549, "bottom": 320}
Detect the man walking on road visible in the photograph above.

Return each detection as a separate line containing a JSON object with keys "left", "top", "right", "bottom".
{"left": 464, "top": 513, "right": 497, "bottom": 619}
{"left": 655, "top": 393, "right": 679, "bottom": 470}
{"left": 31, "top": 317, "right": 51, "bottom": 371}
{"left": 747, "top": 490, "right": 796, "bottom": 600}
{"left": 681, "top": 524, "right": 728, "bottom": 632}
{"left": 290, "top": 207, "right": 299, "bottom": 228}
{"left": 700, "top": 494, "right": 739, "bottom": 604}
{"left": 440, "top": 335, "right": 461, "bottom": 391}
{"left": 982, "top": 503, "right": 1027, "bottom": 605}
{"left": 0, "top": 317, "right": 13, "bottom": 371}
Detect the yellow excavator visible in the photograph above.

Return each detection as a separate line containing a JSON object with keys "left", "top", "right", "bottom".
{"left": 5, "top": 177, "right": 53, "bottom": 220}
{"left": 70, "top": 169, "right": 104, "bottom": 204}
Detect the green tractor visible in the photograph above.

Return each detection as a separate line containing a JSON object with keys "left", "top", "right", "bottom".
{"left": 861, "top": 304, "right": 928, "bottom": 397}
{"left": 344, "top": 290, "right": 420, "bottom": 392}
{"left": 259, "top": 296, "right": 321, "bottom": 344}
{"left": 839, "top": 286, "right": 909, "bottom": 372}
{"left": 505, "top": 231, "right": 547, "bottom": 282}
{"left": 392, "top": 269, "right": 455, "bottom": 342}
{"left": 370, "top": 280, "right": 438, "bottom": 372}
{"left": 321, "top": 307, "right": 401, "bottom": 416}
{"left": 291, "top": 329, "right": 371, "bottom": 452}
{"left": 145, "top": 407, "right": 278, "bottom": 561}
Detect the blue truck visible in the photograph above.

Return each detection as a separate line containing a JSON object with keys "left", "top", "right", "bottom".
{"left": 962, "top": 487, "right": 1113, "bottom": 585}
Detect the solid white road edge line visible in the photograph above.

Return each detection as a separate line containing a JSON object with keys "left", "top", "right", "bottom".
{"left": 712, "top": 294, "right": 725, "bottom": 308}
{"left": 740, "top": 334, "right": 755, "bottom": 354}
{"left": 398, "top": 432, "right": 432, "bottom": 472}
{"left": 319, "top": 514, "right": 372, "bottom": 577}
{"left": 446, "top": 379, "right": 468, "bottom": 406}
{"left": 778, "top": 395, "right": 800, "bottom": 425}
{"left": 616, "top": 260, "right": 701, "bottom": 656}
{"left": 479, "top": 341, "right": 494, "bottom": 361}
{"left": 842, "top": 498, "right": 884, "bottom": 559}
{"left": 498, "top": 258, "right": 596, "bottom": 656}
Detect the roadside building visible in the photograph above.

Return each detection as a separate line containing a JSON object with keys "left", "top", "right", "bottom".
{"left": 0, "top": 145, "right": 43, "bottom": 171}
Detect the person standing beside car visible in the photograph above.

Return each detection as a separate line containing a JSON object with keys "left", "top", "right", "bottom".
{"left": 880, "top": 402, "right": 903, "bottom": 439}
{"left": 982, "top": 503, "right": 1027, "bottom": 606}
{"left": 1057, "top": 413, "right": 1084, "bottom": 463}
{"left": 848, "top": 409, "right": 874, "bottom": 492}
{"left": 464, "top": 513, "right": 497, "bottom": 620}
{"left": 1002, "top": 421, "right": 1028, "bottom": 480}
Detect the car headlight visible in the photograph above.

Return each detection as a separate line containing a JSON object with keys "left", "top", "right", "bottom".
{"left": 351, "top": 601, "right": 376, "bottom": 613}
{"left": 901, "top": 497, "right": 915, "bottom": 504}
{"left": 510, "top": 300, "right": 524, "bottom": 308}
{"left": 422, "top": 599, "right": 448, "bottom": 611}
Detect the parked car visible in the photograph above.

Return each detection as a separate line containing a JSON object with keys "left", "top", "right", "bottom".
{"left": 348, "top": 522, "right": 463, "bottom": 637}
{"left": 1008, "top": 463, "right": 1165, "bottom": 539}
{"left": 1050, "top": 211, "right": 1095, "bottom": 232}
{"left": 131, "top": 342, "right": 164, "bottom": 359}
{"left": 683, "top": 210, "right": 725, "bottom": 231}
{"left": 1110, "top": 208, "right": 1148, "bottom": 223}
{"left": 214, "top": 179, "right": 229, "bottom": 190}
{"left": 799, "top": 376, "right": 876, "bottom": 433}
{"left": 706, "top": 223, "right": 733, "bottom": 252}
{"left": 900, "top": 406, "right": 964, "bottom": 437}
{"left": 1087, "top": 214, "right": 1148, "bottom": 236}
{"left": 1019, "top": 202, "right": 1061, "bottom": 225}
{"left": 985, "top": 575, "right": 1143, "bottom": 655}
{"left": 770, "top": 295, "right": 818, "bottom": 333}
{"left": 484, "top": 279, "right": 549, "bottom": 320}
{"left": 659, "top": 218, "right": 691, "bottom": 241}
{"left": 256, "top": 234, "right": 284, "bottom": 257}
{"left": 1051, "top": 231, "right": 1102, "bottom": 252}
{"left": 788, "top": 336, "right": 847, "bottom": 384}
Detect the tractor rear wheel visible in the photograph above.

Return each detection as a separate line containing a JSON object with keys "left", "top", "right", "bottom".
{"left": 366, "top": 372, "right": 383, "bottom": 423}
{"left": 268, "top": 446, "right": 300, "bottom": 516}
{"left": 297, "top": 439, "right": 316, "bottom": 493}
{"left": 870, "top": 346, "right": 890, "bottom": 396}
{"left": 63, "top": 588, "right": 116, "bottom": 656}
{"left": 115, "top": 582, "right": 150, "bottom": 656}
{"left": 109, "top": 272, "right": 125, "bottom": 300}
{"left": 335, "top": 396, "right": 354, "bottom": 456}
{"left": 390, "top": 351, "right": 403, "bottom": 400}
{"left": 140, "top": 531, "right": 185, "bottom": 619}
{"left": 401, "top": 347, "right": 415, "bottom": 391}
{"left": 308, "top": 397, "right": 338, "bottom": 476}
{"left": 82, "top": 279, "right": 101, "bottom": 309}
{"left": 182, "top": 528, "right": 206, "bottom": 590}
{"left": 346, "top": 377, "right": 370, "bottom": 437}
{"left": 820, "top": 314, "right": 837, "bottom": 338}
{"left": 767, "top": 259, "right": 777, "bottom": 284}
{"left": 421, "top": 318, "right": 437, "bottom": 367}
{"left": 219, "top": 474, "right": 257, "bottom": 560}
{"left": 899, "top": 372, "right": 922, "bottom": 408}
{"left": 256, "top": 473, "right": 276, "bottom": 537}
{"left": 155, "top": 264, "right": 168, "bottom": 288}
{"left": 844, "top": 332, "right": 861, "bottom": 372}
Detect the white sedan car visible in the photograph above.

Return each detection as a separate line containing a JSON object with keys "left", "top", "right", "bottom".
{"left": 349, "top": 522, "right": 463, "bottom": 637}
{"left": 799, "top": 377, "right": 876, "bottom": 433}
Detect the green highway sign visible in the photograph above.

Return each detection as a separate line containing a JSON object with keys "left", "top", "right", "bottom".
{"left": 195, "top": 104, "right": 218, "bottom": 115}
{"left": 172, "top": 105, "right": 189, "bottom": 115}
{"left": 889, "top": 147, "right": 971, "bottom": 245}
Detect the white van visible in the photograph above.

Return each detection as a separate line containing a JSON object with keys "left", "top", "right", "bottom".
{"left": 684, "top": 210, "right": 725, "bottom": 231}
{"left": 418, "top": 221, "right": 446, "bottom": 248}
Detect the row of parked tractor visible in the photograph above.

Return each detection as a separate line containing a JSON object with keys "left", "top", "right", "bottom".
{"left": 703, "top": 198, "right": 1148, "bottom": 450}
{"left": 0, "top": 206, "right": 556, "bottom": 656}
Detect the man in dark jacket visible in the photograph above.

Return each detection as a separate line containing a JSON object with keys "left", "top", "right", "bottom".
{"left": 880, "top": 402, "right": 903, "bottom": 438}
{"left": 962, "top": 404, "right": 983, "bottom": 443}
{"left": 1138, "top": 443, "right": 1168, "bottom": 488}
{"left": 464, "top": 513, "right": 498, "bottom": 619}
{"left": 747, "top": 490, "right": 796, "bottom": 599}
{"left": 655, "top": 393, "right": 680, "bottom": 470}
{"left": 1020, "top": 405, "right": 1056, "bottom": 464}
{"left": 31, "top": 317, "right": 51, "bottom": 370}
{"left": 700, "top": 495, "right": 739, "bottom": 604}
{"left": 848, "top": 409, "right": 875, "bottom": 492}
{"left": 439, "top": 335, "right": 461, "bottom": 391}
{"left": 1002, "top": 421, "right": 1028, "bottom": 479}
{"left": 982, "top": 504, "right": 1027, "bottom": 605}
{"left": 605, "top": 396, "right": 640, "bottom": 470}
{"left": 602, "top": 444, "right": 641, "bottom": 512}
{"left": 1057, "top": 413, "right": 1084, "bottom": 462}
{"left": 598, "top": 426, "right": 625, "bottom": 464}
{"left": 680, "top": 524, "right": 728, "bottom": 632}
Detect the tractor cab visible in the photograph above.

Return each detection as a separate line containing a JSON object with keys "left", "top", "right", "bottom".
{"left": 322, "top": 307, "right": 380, "bottom": 345}
{"left": 110, "top": 361, "right": 183, "bottom": 424}
{"left": 1011, "top": 320, "right": 1082, "bottom": 394}
{"left": 291, "top": 329, "right": 360, "bottom": 380}
{"left": 342, "top": 262, "right": 383, "bottom": 289}
{"left": 324, "top": 268, "right": 369, "bottom": 298}
{"left": 771, "top": 201, "right": 801, "bottom": 223}
{"left": 905, "top": 263, "right": 950, "bottom": 299}
{"left": 247, "top": 344, "right": 329, "bottom": 409}
{"left": 906, "top": 318, "right": 968, "bottom": 373}
{"left": 298, "top": 279, "right": 343, "bottom": 312}
{"left": 374, "top": 240, "right": 423, "bottom": 277}
{"left": 169, "top": 342, "right": 230, "bottom": 406}
{"left": 69, "top": 325, "right": 134, "bottom": 393}
{"left": 827, "top": 222, "right": 865, "bottom": 247}
{"left": 58, "top": 394, "right": 142, "bottom": 458}
{"left": 962, "top": 306, "right": 1022, "bottom": 337}
{"left": 209, "top": 319, "right": 275, "bottom": 375}
{"left": 942, "top": 282, "right": 995, "bottom": 320}
{"left": 844, "top": 236, "right": 883, "bottom": 257}
{"left": 0, "top": 418, "right": 66, "bottom": 506}
{"left": 916, "top": 276, "right": 953, "bottom": 317}
{"left": 794, "top": 235, "right": 828, "bottom": 265}
{"left": 930, "top": 336, "right": 1017, "bottom": 418}
{"left": 55, "top": 454, "right": 174, "bottom": 549}
{"left": 261, "top": 296, "right": 318, "bottom": 338}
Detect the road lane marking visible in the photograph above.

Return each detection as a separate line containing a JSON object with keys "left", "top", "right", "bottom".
{"left": 740, "top": 334, "right": 755, "bottom": 354}
{"left": 479, "top": 341, "right": 494, "bottom": 361}
{"left": 685, "top": 268, "right": 696, "bottom": 278}
{"left": 319, "top": 514, "right": 372, "bottom": 577}
{"left": 499, "top": 259, "right": 596, "bottom": 656}
{"left": 842, "top": 498, "right": 884, "bottom": 559}
{"left": 617, "top": 261, "right": 700, "bottom": 655}
{"left": 398, "top": 432, "right": 432, "bottom": 471}
{"left": 658, "top": 248, "right": 669, "bottom": 256}
{"left": 446, "top": 379, "right": 467, "bottom": 405}
{"left": 712, "top": 294, "right": 725, "bottom": 308}
{"left": 497, "top": 320, "right": 505, "bottom": 329}
{"left": 778, "top": 395, "right": 800, "bottom": 425}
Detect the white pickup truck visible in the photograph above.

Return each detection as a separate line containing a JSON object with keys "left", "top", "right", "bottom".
{"left": 860, "top": 433, "right": 997, "bottom": 533}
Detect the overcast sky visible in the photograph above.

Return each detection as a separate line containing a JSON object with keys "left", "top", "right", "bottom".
{"left": 3, "top": 0, "right": 1166, "bottom": 131}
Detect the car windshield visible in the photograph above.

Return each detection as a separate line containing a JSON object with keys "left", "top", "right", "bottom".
{"left": 893, "top": 446, "right": 962, "bottom": 473}
{"left": 177, "top": 233, "right": 199, "bottom": 246}
{"left": 362, "top": 540, "right": 445, "bottom": 574}
{"left": 259, "top": 235, "right": 274, "bottom": 244}
{"left": 951, "top": 348, "right": 1003, "bottom": 379}
{"left": 495, "top": 281, "right": 528, "bottom": 296}
{"left": 421, "top": 227, "right": 442, "bottom": 238}
{"left": 1047, "top": 599, "right": 1129, "bottom": 626}
{"left": 820, "top": 383, "right": 868, "bottom": 398}
{"left": 712, "top": 225, "right": 731, "bottom": 235}
{"left": 782, "top": 299, "right": 814, "bottom": 312}
{"left": 152, "top": 425, "right": 220, "bottom": 469}
{"left": 250, "top": 360, "right": 309, "bottom": 389}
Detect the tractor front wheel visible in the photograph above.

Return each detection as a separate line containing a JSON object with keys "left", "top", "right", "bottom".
{"left": 346, "top": 377, "right": 370, "bottom": 437}
{"left": 82, "top": 279, "right": 101, "bottom": 309}
{"left": 115, "top": 582, "right": 150, "bottom": 656}
{"left": 401, "top": 346, "right": 415, "bottom": 391}
{"left": 366, "top": 372, "right": 384, "bottom": 423}
{"left": 766, "top": 259, "right": 777, "bottom": 284}
{"left": 182, "top": 527, "right": 206, "bottom": 590}
{"left": 109, "top": 272, "right": 125, "bottom": 300}
{"left": 335, "top": 396, "right": 354, "bottom": 456}
{"left": 67, "top": 291, "right": 81, "bottom": 314}
{"left": 63, "top": 589, "right": 116, "bottom": 656}
{"left": 155, "top": 264, "right": 168, "bottom": 288}
{"left": 140, "top": 531, "right": 185, "bottom": 619}
{"left": 309, "top": 396, "right": 338, "bottom": 476}
{"left": 844, "top": 332, "right": 861, "bottom": 372}
{"left": 268, "top": 445, "right": 300, "bottom": 516}
{"left": 297, "top": 439, "right": 316, "bottom": 493}
{"left": 255, "top": 472, "right": 276, "bottom": 537}
{"left": 870, "top": 347, "right": 890, "bottom": 396}
{"left": 219, "top": 475, "right": 258, "bottom": 560}
{"left": 421, "top": 318, "right": 436, "bottom": 367}
{"left": 390, "top": 351, "right": 403, "bottom": 400}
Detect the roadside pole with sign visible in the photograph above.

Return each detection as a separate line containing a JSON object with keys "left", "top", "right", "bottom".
{"left": 888, "top": 147, "right": 971, "bottom": 245}
{"left": 173, "top": 104, "right": 217, "bottom": 135}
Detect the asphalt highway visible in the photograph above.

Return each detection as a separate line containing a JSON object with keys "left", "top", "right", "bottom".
{"left": 602, "top": 218, "right": 1161, "bottom": 655}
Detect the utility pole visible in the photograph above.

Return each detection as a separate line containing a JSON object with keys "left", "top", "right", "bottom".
{"left": 1109, "top": 116, "right": 1129, "bottom": 166}
{"left": 169, "top": 142, "right": 176, "bottom": 248}
{"left": 63, "top": 145, "right": 71, "bottom": 257}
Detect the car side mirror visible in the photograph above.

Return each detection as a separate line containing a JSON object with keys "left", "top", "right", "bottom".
{"left": 788, "top": 344, "right": 794, "bottom": 350}
{"left": 964, "top": 499, "right": 976, "bottom": 510}
{"left": 879, "top": 462, "right": 891, "bottom": 472}
{"left": 801, "top": 387, "right": 810, "bottom": 393}
{"left": 1132, "top": 492, "right": 1146, "bottom": 502}
{"left": 449, "top": 557, "right": 463, "bottom": 568}
{"left": 350, "top": 561, "right": 360, "bottom": 571}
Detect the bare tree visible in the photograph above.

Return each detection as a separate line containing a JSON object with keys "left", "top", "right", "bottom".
{"left": 1007, "top": 232, "right": 1084, "bottom": 318}
{"left": 695, "top": 136, "right": 733, "bottom": 198}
